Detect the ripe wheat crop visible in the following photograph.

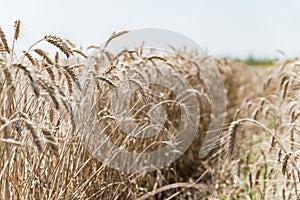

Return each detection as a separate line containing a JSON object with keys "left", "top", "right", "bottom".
{"left": 0, "top": 21, "right": 300, "bottom": 199}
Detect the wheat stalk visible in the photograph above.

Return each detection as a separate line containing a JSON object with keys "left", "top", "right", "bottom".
{"left": 44, "top": 35, "right": 73, "bottom": 58}
{"left": 104, "top": 30, "right": 129, "bottom": 48}
{"left": 34, "top": 49, "right": 54, "bottom": 65}
{"left": 42, "top": 128, "right": 59, "bottom": 157}
{"left": 228, "top": 120, "right": 238, "bottom": 156}
{"left": 0, "top": 27, "right": 9, "bottom": 53}
{"left": 25, "top": 120, "right": 42, "bottom": 152}
{"left": 13, "top": 20, "right": 21, "bottom": 40}
{"left": 282, "top": 153, "right": 290, "bottom": 175}
{"left": 14, "top": 64, "right": 40, "bottom": 96}
{"left": 22, "top": 51, "right": 36, "bottom": 65}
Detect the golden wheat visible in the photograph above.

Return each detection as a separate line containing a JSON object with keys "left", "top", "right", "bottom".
{"left": 1, "top": 21, "right": 300, "bottom": 199}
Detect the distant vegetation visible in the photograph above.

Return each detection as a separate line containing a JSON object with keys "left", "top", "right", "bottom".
{"left": 233, "top": 56, "right": 275, "bottom": 66}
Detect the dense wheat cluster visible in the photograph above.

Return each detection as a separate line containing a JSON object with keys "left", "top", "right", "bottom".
{"left": 1, "top": 21, "right": 300, "bottom": 199}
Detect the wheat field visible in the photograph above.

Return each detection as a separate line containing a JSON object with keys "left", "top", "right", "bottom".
{"left": 1, "top": 21, "right": 300, "bottom": 200}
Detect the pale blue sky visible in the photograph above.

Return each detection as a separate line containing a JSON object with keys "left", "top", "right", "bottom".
{"left": 1, "top": 0, "right": 300, "bottom": 58}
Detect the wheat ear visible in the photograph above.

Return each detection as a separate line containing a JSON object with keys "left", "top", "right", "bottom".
{"left": 0, "top": 26, "right": 10, "bottom": 53}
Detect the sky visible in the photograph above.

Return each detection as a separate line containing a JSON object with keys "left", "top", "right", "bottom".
{"left": 1, "top": 0, "right": 300, "bottom": 59}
